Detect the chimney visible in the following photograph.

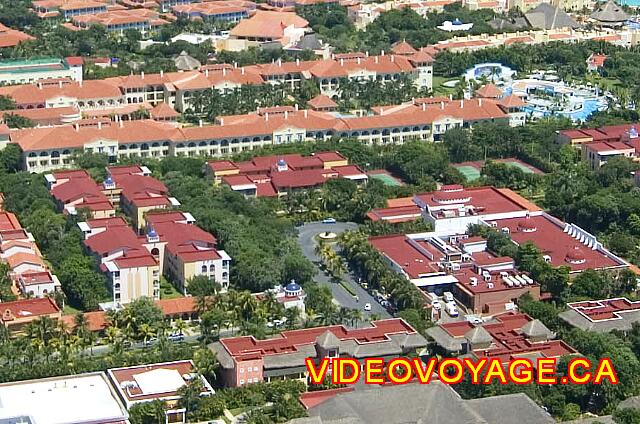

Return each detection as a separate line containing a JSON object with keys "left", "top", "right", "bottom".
{"left": 422, "top": 103, "right": 426, "bottom": 111}
{"left": 59, "top": 81, "right": 63, "bottom": 89}
{"left": 199, "top": 119, "right": 203, "bottom": 127}
{"left": 381, "top": 50, "right": 385, "bottom": 56}
{"left": 98, "top": 121, "right": 102, "bottom": 130}
{"left": 220, "top": 118, "right": 224, "bottom": 126}
{"left": 357, "top": 57, "right": 361, "bottom": 65}
{"left": 119, "top": 120, "right": 124, "bottom": 128}
{"left": 234, "top": 61, "right": 238, "bottom": 68}
{"left": 241, "top": 67, "right": 245, "bottom": 75}
{"left": 294, "top": 104, "right": 299, "bottom": 110}
{"left": 340, "top": 58, "right": 344, "bottom": 66}
{"left": 304, "top": 109, "right": 308, "bottom": 118}
{"left": 74, "top": 123, "right": 79, "bottom": 132}
{"left": 296, "top": 58, "right": 300, "bottom": 66}
{"left": 223, "top": 68, "right": 227, "bottom": 76}
{"left": 277, "top": 58, "right": 282, "bottom": 67}
{"left": 375, "top": 56, "right": 379, "bottom": 64}
{"left": 449, "top": 94, "right": 453, "bottom": 100}
{"left": 141, "top": 71, "right": 145, "bottom": 79}
{"left": 391, "top": 55, "right": 395, "bottom": 63}
{"left": 365, "top": 51, "right": 369, "bottom": 57}
{"left": 380, "top": 107, "right": 384, "bottom": 115}
{"left": 160, "top": 70, "right": 164, "bottom": 78}
{"left": 265, "top": 113, "right": 269, "bottom": 122}
{"left": 205, "top": 69, "right": 209, "bottom": 77}
{"left": 284, "top": 110, "right": 289, "bottom": 119}
{"left": 38, "top": 82, "right": 42, "bottom": 89}
{"left": 478, "top": 98, "right": 482, "bottom": 106}
{"left": 78, "top": 80, "right": 82, "bottom": 87}
{"left": 460, "top": 100, "right": 464, "bottom": 108}
{"left": 440, "top": 101, "right": 445, "bottom": 110}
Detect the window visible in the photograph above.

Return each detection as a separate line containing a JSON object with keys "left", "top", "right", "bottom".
{"left": 239, "top": 379, "right": 245, "bottom": 385}
{"left": 201, "top": 265, "right": 207, "bottom": 273}
{"left": 209, "top": 264, "right": 215, "bottom": 272}
{"left": 240, "top": 368, "right": 244, "bottom": 373}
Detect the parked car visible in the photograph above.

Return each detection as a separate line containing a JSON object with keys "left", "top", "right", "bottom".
{"left": 431, "top": 299, "right": 442, "bottom": 310}
{"left": 443, "top": 291, "right": 454, "bottom": 303}
{"left": 322, "top": 217, "right": 337, "bottom": 224}
{"left": 168, "top": 333, "right": 185, "bottom": 342}
{"left": 445, "top": 302, "right": 459, "bottom": 317}
{"left": 364, "top": 303, "right": 372, "bottom": 311}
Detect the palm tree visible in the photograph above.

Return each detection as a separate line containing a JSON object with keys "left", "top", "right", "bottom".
{"left": 138, "top": 323, "right": 156, "bottom": 346}
{"left": 173, "top": 318, "right": 187, "bottom": 336}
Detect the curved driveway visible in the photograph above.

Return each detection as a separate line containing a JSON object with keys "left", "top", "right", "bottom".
{"left": 297, "top": 222, "right": 391, "bottom": 323}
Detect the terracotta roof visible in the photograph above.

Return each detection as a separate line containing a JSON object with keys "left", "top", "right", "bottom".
{"left": 391, "top": 40, "right": 418, "bottom": 55}
{"left": 499, "top": 94, "right": 526, "bottom": 108}
{"left": 0, "top": 297, "right": 60, "bottom": 322}
{"left": 0, "top": 23, "right": 35, "bottom": 48}
{"left": 475, "top": 84, "right": 503, "bottom": 99}
{"left": 307, "top": 94, "right": 337, "bottom": 110}
{"left": 150, "top": 102, "right": 179, "bottom": 119}
{"left": 230, "top": 11, "right": 308, "bottom": 39}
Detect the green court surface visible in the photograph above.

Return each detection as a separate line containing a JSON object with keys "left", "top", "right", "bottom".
{"left": 503, "top": 161, "right": 534, "bottom": 173}
{"left": 370, "top": 173, "right": 402, "bottom": 186}
{"left": 455, "top": 165, "right": 481, "bottom": 181}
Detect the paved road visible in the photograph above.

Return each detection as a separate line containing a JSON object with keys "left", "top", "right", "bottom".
{"left": 297, "top": 222, "right": 391, "bottom": 324}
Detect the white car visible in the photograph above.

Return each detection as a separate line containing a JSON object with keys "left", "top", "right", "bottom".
{"left": 322, "top": 218, "right": 337, "bottom": 224}
{"left": 431, "top": 299, "right": 442, "bottom": 310}
{"left": 364, "top": 303, "right": 372, "bottom": 311}
{"left": 445, "top": 302, "right": 459, "bottom": 317}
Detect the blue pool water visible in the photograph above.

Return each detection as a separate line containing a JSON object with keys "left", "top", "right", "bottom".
{"left": 523, "top": 99, "right": 605, "bottom": 121}
{"left": 621, "top": 0, "right": 640, "bottom": 6}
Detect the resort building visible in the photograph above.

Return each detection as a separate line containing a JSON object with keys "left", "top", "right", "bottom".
{"left": 210, "top": 318, "right": 427, "bottom": 387}
{"left": 560, "top": 297, "right": 640, "bottom": 333}
{"left": 207, "top": 151, "right": 367, "bottom": 197}
{"left": 144, "top": 211, "right": 231, "bottom": 294}
{"left": 45, "top": 169, "right": 116, "bottom": 219}
{"left": 300, "top": 381, "right": 554, "bottom": 424}
{"left": 32, "top": 0, "right": 109, "bottom": 19}
{"left": 106, "top": 165, "right": 180, "bottom": 231}
{"left": 0, "top": 23, "right": 35, "bottom": 49}
{"left": 107, "top": 360, "right": 214, "bottom": 424}
{"left": 69, "top": 9, "right": 170, "bottom": 34}
{"left": 8, "top": 96, "right": 528, "bottom": 173}
{"left": 0, "top": 372, "right": 129, "bottom": 424}
{"left": 0, "top": 207, "right": 61, "bottom": 298}
{"left": 426, "top": 312, "right": 576, "bottom": 361}
{"left": 369, "top": 233, "right": 543, "bottom": 315}
{"left": 0, "top": 297, "right": 62, "bottom": 335}
{"left": 81, "top": 217, "right": 161, "bottom": 306}
{"left": 172, "top": 1, "right": 254, "bottom": 22}
{"left": 0, "top": 57, "right": 83, "bottom": 86}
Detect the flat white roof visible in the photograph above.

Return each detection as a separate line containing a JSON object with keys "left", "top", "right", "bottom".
{"left": 0, "top": 373, "right": 128, "bottom": 424}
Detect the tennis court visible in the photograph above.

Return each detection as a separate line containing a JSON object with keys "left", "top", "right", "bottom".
{"left": 369, "top": 173, "right": 402, "bottom": 186}
{"left": 455, "top": 165, "right": 482, "bottom": 181}
{"left": 502, "top": 161, "right": 535, "bottom": 174}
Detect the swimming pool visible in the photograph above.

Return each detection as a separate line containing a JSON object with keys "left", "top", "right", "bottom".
{"left": 523, "top": 98, "right": 606, "bottom": 121}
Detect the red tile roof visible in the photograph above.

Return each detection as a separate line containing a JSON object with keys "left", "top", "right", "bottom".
{"left": 492, "top": 214, "right": 625, "bottom": 272}
{"left": 0, "top": 297, "right": 60, "bottom": 322}
{"left": 230, "top": 11, "right": 308, "bottom": 39}
{"left": 221, "top": 319, "right": 417, "bottom": 361}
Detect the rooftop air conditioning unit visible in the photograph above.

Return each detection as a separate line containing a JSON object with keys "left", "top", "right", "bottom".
{"left": 501, "top": 227, "right": 510, "bottom": 234}
{"left": 470, "top": 277, "right": 478, "bottom": 286}
{"left": 487, "top": 282, "right": 494, "bottom": 289}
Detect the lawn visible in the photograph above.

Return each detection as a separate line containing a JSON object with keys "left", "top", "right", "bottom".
{"left": 62, "top": 304, "right": 82, "bottom": 315}
{"left": 160, "top": 277, "right": 183, "bottom": 299}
